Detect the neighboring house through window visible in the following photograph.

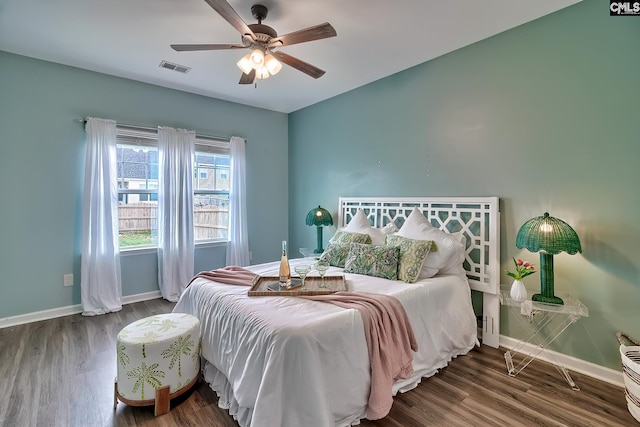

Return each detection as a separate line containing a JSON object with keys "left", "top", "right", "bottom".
{"left": 116, "top": 126, "right": 230, "bottom": 249}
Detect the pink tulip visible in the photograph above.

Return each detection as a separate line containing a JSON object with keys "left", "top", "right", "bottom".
{"left": 523, "top": 261, "right": 530, "bottom": 267}
{"left": 516, "top": 259, "right": 523, "bottom": 266}
{"left": 528, "top": 266, "right": 535, "bottom": 270}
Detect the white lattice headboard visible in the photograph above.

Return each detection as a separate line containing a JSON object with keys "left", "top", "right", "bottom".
{"left": 338, "top": 196, "right": 501, "bottom": 347}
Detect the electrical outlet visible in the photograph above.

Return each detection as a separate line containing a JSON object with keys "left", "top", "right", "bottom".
{"left": 249, "top": 251, "right": 253, "bottom": 261}
{"left": 64, "top": 274, "right": 73, "bottom": 287}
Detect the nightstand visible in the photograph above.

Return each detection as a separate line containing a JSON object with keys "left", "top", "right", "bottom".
{"left": 500, "top": 285, "right": 589, "bottom": 390}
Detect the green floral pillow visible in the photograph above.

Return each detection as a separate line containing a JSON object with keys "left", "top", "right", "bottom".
{"left": 344, "top": 242, "right": 399, "bottom": 280}
{"left": 329, "top": 230, "right": 372, "bottom": 245}
{"left": 319, "top": 243, "right": 351, "bottom": 268}
{"left": 385, "top": 234, "right": 433, "bottom": 283}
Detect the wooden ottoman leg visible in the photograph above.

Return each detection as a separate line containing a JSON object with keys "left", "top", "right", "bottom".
{"left": 114, "top": 379, "right": 118, "bottom": 410}
{"left": 154, "top": 385, "right": 171, "bottom": 416}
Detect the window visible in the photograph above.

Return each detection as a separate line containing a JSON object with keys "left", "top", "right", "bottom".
{"left": 116, "top": 127, "right": 230, "bottom": 249}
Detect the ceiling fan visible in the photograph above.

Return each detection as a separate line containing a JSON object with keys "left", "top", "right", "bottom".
{"left": 171, "top": 0, "right": 337, "bottom": 85}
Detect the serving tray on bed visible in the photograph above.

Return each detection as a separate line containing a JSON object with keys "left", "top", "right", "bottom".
{"left": 248, "top": 275, "right": 347, "bottom": 296}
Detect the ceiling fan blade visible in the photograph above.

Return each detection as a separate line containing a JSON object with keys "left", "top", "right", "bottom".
{"left": 239, "top": 69, "right": 256, "bottom": 85}
{"left": 271, "top": 51, "right": 326, "bottom": 79}
{"left": 171, "top": 44, "right": 245, "bottom": 51}
{"left": 204, "top": 0, "right": 256, "bottom": 40}
{"left": 268, "top": 23, "right": 336, "bottom": 48}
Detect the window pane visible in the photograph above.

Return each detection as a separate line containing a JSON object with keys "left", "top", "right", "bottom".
{"left": 193, "top": 151, "right": 230, "bottom": 242}
{"left": 194, "top": 194, "right": 229, "bottom": 241}
{"left": 118, "top": 197, "right": 157, "bottom": 248}
{"left": 117, "top": 143, "right": 159, "bottom": 248}
{"left": 194, "top": 152, "right": 230, "bottom": 191}
{"left": 117, "top": 144, "right": 158, "bottom": 190}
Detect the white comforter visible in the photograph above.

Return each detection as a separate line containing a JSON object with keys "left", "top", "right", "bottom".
{"left": 173, "top": 259, "right": 477, "bottom": 427}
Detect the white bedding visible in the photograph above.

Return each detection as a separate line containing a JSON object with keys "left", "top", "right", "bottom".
{"left": 173, "top": 258, "right": 478, "bottom": 426}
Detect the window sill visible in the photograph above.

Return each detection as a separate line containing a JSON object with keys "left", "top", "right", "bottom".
{"left": 120, "top": 246, "right": 157, "bottom": 256}
{"left": 119, "top": 240, "right": 227, "bottom": 256}
{"left": 196, "top": 240, "right": 228, "bottom": 249}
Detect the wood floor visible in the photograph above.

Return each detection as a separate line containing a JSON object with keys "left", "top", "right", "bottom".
{"left": 0, "top": 298, "right": 636, "bottom": 427}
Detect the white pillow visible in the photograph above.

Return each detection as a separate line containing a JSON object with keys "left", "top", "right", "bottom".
{"left": 396, "top": 207, "right": 464, "bottom": 278}
{"left": 379, "top": 223, "right": 398, "bottom": 235}
{"left": 344, "top": 209, "right": 385, "bottom": 245}
{"left": 438, "top": 232, "right": 467, "bottom": 277}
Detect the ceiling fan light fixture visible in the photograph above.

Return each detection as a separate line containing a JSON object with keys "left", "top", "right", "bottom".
{"left": 255, "top": 66, "right": 270, "bottom": 80}
{"left": 250, "top": 48, "right": 264, "bottom": 66}
{"left": 264, "top": 55, "right": 282, "bottom": 75}
{"left": 236, "top": 54, "right": 253, "bottom": 74}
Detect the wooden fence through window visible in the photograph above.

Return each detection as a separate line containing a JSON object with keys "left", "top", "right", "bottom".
{"left": 118, "top": 203, "right": 228, "bottom": 240}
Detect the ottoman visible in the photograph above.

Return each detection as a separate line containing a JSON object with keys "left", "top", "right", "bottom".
{"left": 114, "top": 313, "right": 201, "bottom": 415}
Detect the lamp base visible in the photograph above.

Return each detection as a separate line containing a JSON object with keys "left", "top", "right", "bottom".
{"left": 314, "top": 225, "right": 324, "bottom": 254}
{"left": 532, "top": 293, "right": 564, "bottom": 305}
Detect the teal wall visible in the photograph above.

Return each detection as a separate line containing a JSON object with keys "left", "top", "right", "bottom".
{"left": 288, "top": 0, "right": 639, "bottom": 370}
{"left": 0, "top": 51, "right": 288, "bottom": 318}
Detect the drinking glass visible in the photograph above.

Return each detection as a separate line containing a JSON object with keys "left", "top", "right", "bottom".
{"left": 294, "top": 264, "right": 311, "bottom": 290}
{"left": 315, "top": 260, "right": 329, "bottom": 288}
{"left": 299, "top": 248, "right": 315, "bottom": 259}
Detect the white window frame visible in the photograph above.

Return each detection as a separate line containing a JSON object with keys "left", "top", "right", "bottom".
{"left": 115, "top": 126, "right": 230, "bottom": 252}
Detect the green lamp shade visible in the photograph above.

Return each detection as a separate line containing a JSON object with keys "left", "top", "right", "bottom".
{"left": 515, "top": 212, "right": 581, "bottom": 305}
{"left": 516, "top": 212, "right": 582, "bottom": 255}
{"left": 306, "top": 206, "right": 333, "bottom": 227}
{"left": 306, "top": 206, "right": 333, "bottom": 253}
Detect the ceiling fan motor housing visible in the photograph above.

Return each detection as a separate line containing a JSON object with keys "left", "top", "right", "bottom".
{"left": 249, "top": 24, "right": 277, "bottom": 41}
{"left": 247, "top": 5, "right": 277, "bottom": 43}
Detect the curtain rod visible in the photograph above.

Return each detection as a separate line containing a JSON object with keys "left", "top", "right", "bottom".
{"left": 74, "top": 118, "right": 236, "bottom": 143}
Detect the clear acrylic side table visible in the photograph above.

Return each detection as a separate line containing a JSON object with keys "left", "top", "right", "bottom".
{"left": 500, "top": 285, "right": 589, "bottom": 390}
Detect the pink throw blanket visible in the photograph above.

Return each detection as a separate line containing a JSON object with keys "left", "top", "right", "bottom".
{"left": 302, "top": 292, "right": 418, "bottom": 420}
{"left": 190, "top": 267, "right": 418, "bottom": 420}
{"left": 189, "top": 265, "right": 258, "bottom": 287}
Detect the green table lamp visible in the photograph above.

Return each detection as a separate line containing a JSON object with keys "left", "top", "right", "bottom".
{"left": 306, "top": 205, "right": 333, "bottom": 253}
{"left": 516, "top": 212, "right": 581, "bottom": 305}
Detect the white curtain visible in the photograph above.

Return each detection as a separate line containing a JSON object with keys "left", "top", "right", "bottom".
{"left": 157, "top": 126, "right": 195, "bottom": 301}
{"left": 81, "top": 118, "right": 122, "bottom": 315}
{"left": 225, "top": 136, "right": 250, "bottom": 266}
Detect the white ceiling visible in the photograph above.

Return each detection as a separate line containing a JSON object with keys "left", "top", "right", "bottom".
{"left": 0, "top": 0, "right": 580, "bottom": 113}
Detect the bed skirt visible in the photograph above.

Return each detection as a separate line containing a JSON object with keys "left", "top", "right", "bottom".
{"left": 202, "top": 348, "right": 472, "bottom": 427}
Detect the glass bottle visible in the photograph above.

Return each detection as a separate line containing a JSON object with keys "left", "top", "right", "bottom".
{"left": 279, "top": 240, "right": 291, "bottom": 285}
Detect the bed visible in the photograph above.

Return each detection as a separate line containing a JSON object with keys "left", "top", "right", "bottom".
{"left": 173, "top": 196, "right": 500, "bottom": 426}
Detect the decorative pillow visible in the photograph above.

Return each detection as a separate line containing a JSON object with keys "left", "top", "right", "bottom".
{"left": 438, "top": 232, "right": 467, "bottom": 276}
{"left": 344, "top": 242, "right": 399, "bottom": 280}
{"left": 385, "top": 234, "right": 433, "bottom": 283}
{"left": 379, "top": 223, "right": 399, "bottom": 235}
{"left": 329, "top": 230, "right": 372, "bottom": 245}
{"left": 396, "top": 207, "right": 464, "bottom": 278}
{"left": 343, "top": 209, "right": 385, "bottom": 245}
{"left": 319, "top": 243, "right": 351, "bottom": 268}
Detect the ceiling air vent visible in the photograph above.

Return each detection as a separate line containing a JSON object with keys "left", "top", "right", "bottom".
{"left": 159, "top": 60, "right": 191, "bottom": 74}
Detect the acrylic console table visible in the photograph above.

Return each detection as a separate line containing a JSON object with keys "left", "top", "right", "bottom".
{"left": 500, "top": 285, "right": 589, "bottom": 390}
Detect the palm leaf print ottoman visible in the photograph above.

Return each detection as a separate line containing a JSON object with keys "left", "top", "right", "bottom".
{"left": 114, "top": 313, "right": 201, "bottom": 416}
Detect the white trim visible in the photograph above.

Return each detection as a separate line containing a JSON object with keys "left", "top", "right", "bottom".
{"left": 122, "top": 290, "right": 162, "bottom": 305}
{"left": 120, "top": 240, "right": 227, "bottom": 256}
{"left": 0, "top": 290, "right": 163, "bottom": 329}
{"left": 499, "top": 334, "right": 624, "bottom": 388}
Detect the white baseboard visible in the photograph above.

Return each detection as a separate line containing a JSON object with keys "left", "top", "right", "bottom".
{"left": 0, "top": 290, "right": 163, "bottom": 329}
{"left": 122, "top": 290, "right": 163, "bottom": 305}
{"left": 499, "top": 335, "right": 624, "bottom": 388}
